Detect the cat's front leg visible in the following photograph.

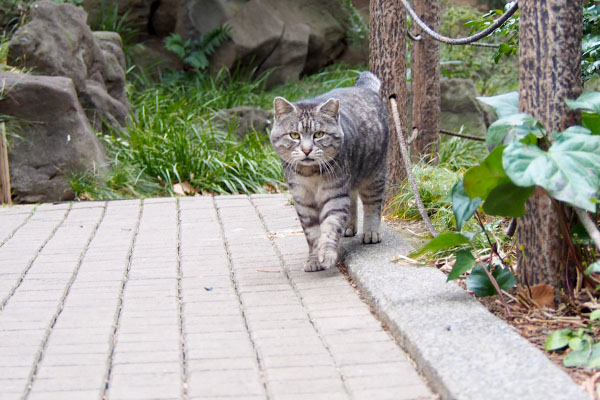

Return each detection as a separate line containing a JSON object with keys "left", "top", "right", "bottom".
{"left": 292, "top": 195, "right": 324, "bottom": 272}
{"left": 316, "top": 195, "right": 351, "bottom": 269}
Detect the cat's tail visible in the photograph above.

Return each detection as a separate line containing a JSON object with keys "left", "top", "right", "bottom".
{"left": 354, "top": 71, "right": 381, "bottom": 93}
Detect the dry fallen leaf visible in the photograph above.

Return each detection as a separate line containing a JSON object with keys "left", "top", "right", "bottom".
{"left": 528, "top": 284, "right": 555, "bottom": 309}
{"left": 172, "top": 181, "right": 197, "bottom": 196}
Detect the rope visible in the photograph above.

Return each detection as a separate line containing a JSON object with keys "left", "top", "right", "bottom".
{"left": 408, "top": 32, "right": 500, "bottom": 48}
{"left": 574, "top": 208, "right": 600, "bottom": 253}
{"left": 400, "top": 0, "right": 519, "bottom": 45}
{"left": 439, "top": 128, "right": 485, "bottom": 142}
{"left": 389, "top": 96, "right": 438, "bottom": 238}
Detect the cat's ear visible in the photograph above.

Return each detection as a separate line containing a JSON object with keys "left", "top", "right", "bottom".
{"left": 273, "top": 97, "right": 296, "bottom": 121}
{"left": 317, "top": 98, "right": 339, "bottom": 121}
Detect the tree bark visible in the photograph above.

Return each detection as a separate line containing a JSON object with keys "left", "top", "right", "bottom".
{"left": 369, "top": 0, "right": 409, "bottom": 197}
{"left": 410, "top": 0, "right": 441, "bottom": 163}
{"left": 517, "top": 0, "right": 584, "bottom": 295}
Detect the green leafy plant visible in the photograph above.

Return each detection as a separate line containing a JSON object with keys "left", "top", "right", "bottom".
{"left": 340, "top": 0, "right": 368, "bottom": 45}
{"left": 546, "top": 323, "right": 600, "bottom": 369}
{"left": 89, "top": 1, "right": 139, "bottom": 48}
{"left": 464, "top": 1, "right": 600, "bottom": 82}
{"left": 410, "top": 91, "right": 600, "bottom": 300}
{"left": 164, "top": 26, "right": 231, "bottom": 71}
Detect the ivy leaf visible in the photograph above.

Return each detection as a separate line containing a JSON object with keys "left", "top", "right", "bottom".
{"left": 584, "top": 343, "right": 600, "bottom": 369}
{"left": 451, "top": 180, "right": 482, "bottom": 231}
{"left": 463, "top": 146, "right": 509, "bottom": 200}
{"left": 408, "top": 232, "right": 471, "bottom": 258}
{"left": 582, "top": 111, "right": 600, "bottom": 135}
{"left": 466, "top": 264, "right": 517, "bottom": 297}
{"left": 546, "top": 328, "right": 575, "bottom": 351}
{"left": 585, "top": 260, "right": 600, "bottom": 276}
{"left": 566, "top": 92, "right": 600, "bottom": 135}
{"left": 486, "top": 113, "right": 546, "bottom": 148}
{"left": 590, "top": 309, "right": 600, "bottom": 321}
{"left": 503, "top": 133, "right": 600, "bottom": 212}
{"left": 476, "top": 91, "right": 519, "bottom": 119}
{"left": 563, "top": 338, "right": 593, "bottom": 368}
{"left": 482, "top": 182, "right": 535, "bottom": 218}
{"left": 447, "top": 250, "right": 476, "bottom": 281}
{"left": 562, "top": 125, "right": 593, "bottom": 136}
{"left": 565, "top": 91, "right": 600, "bottom": 114}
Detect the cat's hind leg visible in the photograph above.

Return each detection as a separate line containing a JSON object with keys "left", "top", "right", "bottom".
{"left": 344, "top": 190, "right": 358, "bottom": 237}
{"left": 359, "top": 172, "right": 385, "bottom": 244}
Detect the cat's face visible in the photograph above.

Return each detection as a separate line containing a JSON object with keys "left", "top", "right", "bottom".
{"left": 270, "top": 97, "right": 344, "bottom": 168}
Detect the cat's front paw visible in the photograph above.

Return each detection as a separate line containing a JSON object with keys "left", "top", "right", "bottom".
{"left": 362, "top": 231, "right": 381, "bottom": 244}
{"left": 317, "top": 247, "right": 338, "bottom": 270}
{"left": 304, "top": 258, "right": 325, "bottom": 272}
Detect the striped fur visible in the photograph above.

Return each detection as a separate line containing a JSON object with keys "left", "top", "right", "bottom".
{"left": 271, "top": 72, "right": 389, "bottom": 272}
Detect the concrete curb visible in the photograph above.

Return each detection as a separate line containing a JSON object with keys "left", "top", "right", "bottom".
{"left": 340, "top": 220, "right": 591, "bottom": 400}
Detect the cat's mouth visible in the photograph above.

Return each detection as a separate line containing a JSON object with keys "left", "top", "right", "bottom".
{"left": 300, "top": 157, "right": 316, "bottom": 165}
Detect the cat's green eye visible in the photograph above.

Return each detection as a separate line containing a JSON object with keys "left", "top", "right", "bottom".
{"left": 289, "top": 132, "right": 300, "bottom": 139}
{"left": 314, "top": 131, "right": 325, "bottom": 138}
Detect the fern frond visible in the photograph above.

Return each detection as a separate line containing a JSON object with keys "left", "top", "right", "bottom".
{"left": 200, "top": 25, "right": 232, "bottom": 57}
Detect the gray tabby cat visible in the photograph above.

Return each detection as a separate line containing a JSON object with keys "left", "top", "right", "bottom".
{"left": 271, "top": 71, "right": 389, "bottom": 272}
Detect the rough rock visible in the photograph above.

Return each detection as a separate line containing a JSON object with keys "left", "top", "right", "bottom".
{"left": 264, "top": 0, "right": 346, "bottom": 75}
{"left": 128, "top": 38, "right": 184, "bottom": 77}
{"left": 259, "top": 22, "right": 310, "bottom": 88}
{"left": 209, "top": 0, "right": 285, "bottom": 76}
{"left": 175, "top": 0, "right": 244, "bottom": 40}
{"left": 0, "top": 71, "right": 107, "bottom": 203}
{"left": 150, "top": 0, "right": 179, "bottom": 37}
{"left": 215, "top": 106, "right": 273, "bottom": 139}
{"left": 440, "top": 78, "right": 494, "bottom": 136}
{"left": 8, "top": 1, "right": 129, "bottom": 131}
{"left": 178, "top": 0, "right": 347, "bottom": 86}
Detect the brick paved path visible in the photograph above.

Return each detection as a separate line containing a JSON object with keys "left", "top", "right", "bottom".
{"left": 0, "top": 195, "right": 432, "bottom": 400}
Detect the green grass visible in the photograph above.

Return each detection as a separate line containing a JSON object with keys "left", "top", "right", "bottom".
{"left": 386, "top": 136, "right": 489, "bottom": 235}
{"left": 71, "top": 63, "right": 367, "bottom": 200}
{"left": 71, "top": 68, "right": 287, "bottom": 199}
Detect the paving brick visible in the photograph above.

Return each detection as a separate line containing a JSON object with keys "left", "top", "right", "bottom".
{"left": 0, "top": 197, "right": 434, "bottom": 400}
{"left": 27, "top": 390, "right": 103, "bottom": 399}
{"left": 29, "top": 373, "right": 105, "bottom": 391}
{"left": 186, "top": 338, "right": 255, "bottom": 360}
{"left": 267, "top": 378, "right": 346, "bottom": 396}
{"left": 187, "top": 369, "right": 265, "bottom": 397}
{"left": 351, "top": 385, "right": 433, "bottom": 400}
{"left": 265, "top": 365, "right": 341, "bottom": 382}
{"left": 187, "top": 357, "right": 258, "bottom": 372}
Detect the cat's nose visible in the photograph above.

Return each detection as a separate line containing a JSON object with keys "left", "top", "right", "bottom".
{"left": 302, "top": 149, "right": 311, "bottom": 155}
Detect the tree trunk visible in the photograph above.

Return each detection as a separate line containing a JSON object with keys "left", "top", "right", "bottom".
{"left": 517, "top": 0, "right": 583, "bottom": 296}
{"left": 410, "top": 0, "right": 441, "bottom": 163}
{"left": 369, "top": 0, "right": 408, "bottom": 197}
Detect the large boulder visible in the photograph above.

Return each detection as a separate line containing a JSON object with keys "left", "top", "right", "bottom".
{"left": 8, "top": 1, "right": 129, "bottom": 132}
{"left": 264, "top": 0, "right": 346, "bottom": 75}
{"left": 179, "top": 0, "right": 347, "bottom": 86}
{"left": 440, "top": 78, "right": 494, "bottom": 136}
{"left": 0, "top": 71, "right": 107, "bottom": 203}
{"left": 214, "top": 106, "right": 273, "bottom": 139}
